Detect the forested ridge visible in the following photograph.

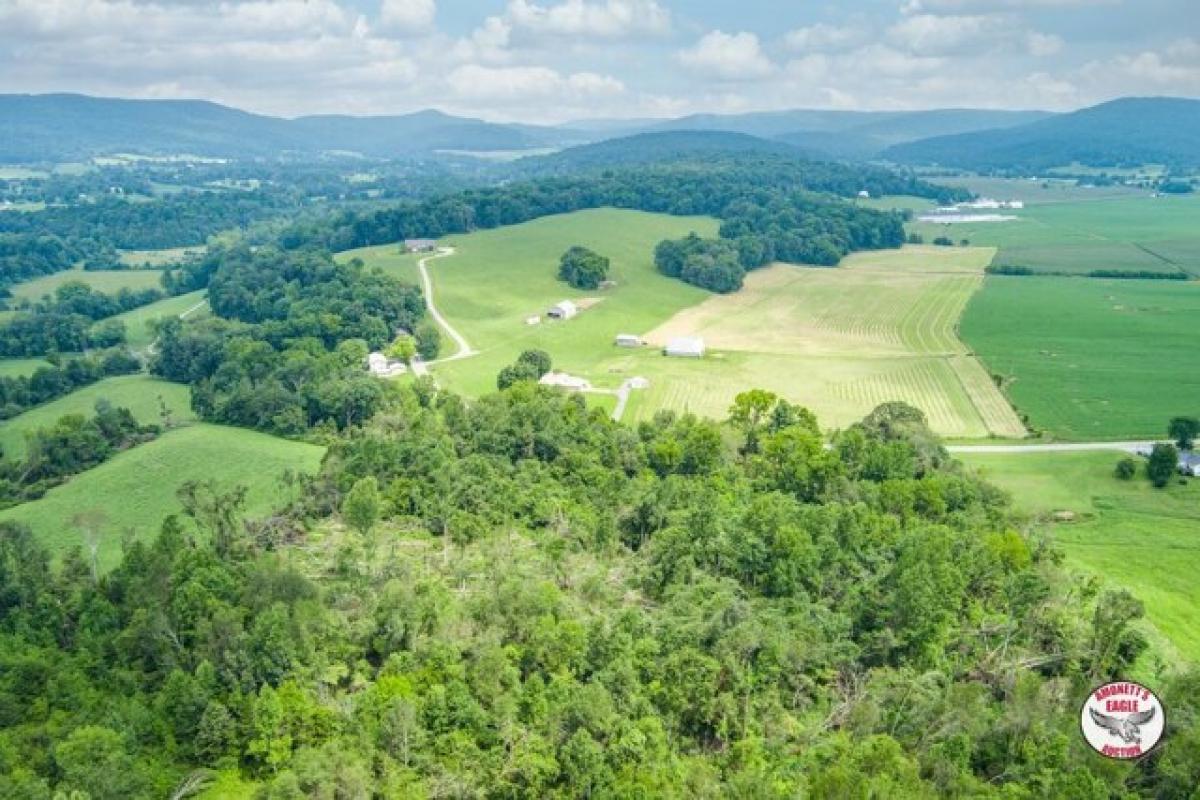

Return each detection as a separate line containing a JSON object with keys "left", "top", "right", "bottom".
{"left": 2, "top": 386, "right": 1197, "bottom": 797}
{"left": 280, "top": 156, "right": 966, "bottom": 293}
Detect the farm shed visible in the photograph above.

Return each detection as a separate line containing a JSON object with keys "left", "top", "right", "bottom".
{"left": 404, "top": 239, "right": 437, "bottom": 253}
{"left": 547, "top": 300, "right": 578, "bottom": 320}
{"left": 615, "top": 334, "right": 642, "bottom": 347}
{"left": 538, "top": 371, "right": 591, "bottom": 391}
{"left": 1180, "top": 452, "right": 1200, "bottom": 477}
{"left": 664, "top": 337, "right": 705, "bottom": 358}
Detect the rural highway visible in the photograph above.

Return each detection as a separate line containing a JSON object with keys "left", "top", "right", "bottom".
{"left": 417, "top": 247, "right": 475, "bottom": 362}
{"left": 947, "top": 441, "right": 1154, "bottom": 454}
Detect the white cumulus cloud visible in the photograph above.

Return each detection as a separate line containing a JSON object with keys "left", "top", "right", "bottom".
{"left": 378, "top": 0, "right": 435, "bottom": 34}
{"left": 505, "top": 0, "right": 670, "bottom": 38}
{"left": 678, "top": 30, "right": 773, "bottom": 80}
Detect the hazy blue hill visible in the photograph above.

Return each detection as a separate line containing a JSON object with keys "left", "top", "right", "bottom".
{"left": 518, "top": 130, "right": 813, "bottom": 172}
{"left": 0, "top": 94, "right": 574, "bottom": 162}
{"left": 884, "top": 97, "right": 1200, "bottom": 170}
{"left": 0, "top": 93, "right": 299, "bottom": 161}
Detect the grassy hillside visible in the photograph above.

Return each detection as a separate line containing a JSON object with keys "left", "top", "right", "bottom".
{"left": 961, "top": 276, "right": 1200, "bottom": 439}
{"left": 961, "top": 450, "right": 1200, "bottom": 664}
{"left": 0, "top": 423, "right": 324, "bottom": 571}
{"left": 351, "top": 213, "right": 1022, "bottom": 437}
{"left": 0, "top": 374, "right": 194, "bottom": 459}
{"left": 9, "top": 265, "right": 165, "bottom": 302}
{"left": 910, "top": 194, "right": 1200, "bottom": 276}
{"left": 349, "top": 208, "right": 719, "bottom": 396}
{"left": 0, "top": 358, "right": 50, "bottom": 378}
{"left": 111, "top": 289, "right": 208, "bottom": 348}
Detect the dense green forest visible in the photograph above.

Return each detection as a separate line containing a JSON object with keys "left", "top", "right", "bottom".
{"left": 2, "top": 386, "right": 1197, "bottom": 797}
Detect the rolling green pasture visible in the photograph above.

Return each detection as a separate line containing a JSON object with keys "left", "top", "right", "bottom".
{"left": 961, "top": 276, "right": 1200, "bottom": 439}
{"left": 961, "top": 450, "right": 1200, "bottom": 664}
{"left": 0, "top": 423, "right": 324, "bottom": 571}
{"left": 911, "top": 194, "right": 1200, "bottom": 276}
{"left": 854, "top": 195, "right": 936, "bottom": 213}
{"left": 112, "top": 289, "right": 208, "bottom": 348}
{"left": 347, "top": 211, "right": 1023, "bottom": 437}
{"left": 0, "top": 358, "right": 50, "bottom": 378}
{"left": 336, "top": 245, "right": 423, "bottom": 285}
{"left": 9, "top": 265, "right": 165, "bottom": 302}
{"left": 0, "top": 374, "right": 194, "bottom": 459}
{"left": 349, "top": 209, "right": 719, "bottom": 397}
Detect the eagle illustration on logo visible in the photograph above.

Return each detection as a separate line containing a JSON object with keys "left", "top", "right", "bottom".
{"left": 1080, "top": 681, "right": 1166, "bottom": 759}
{"left": 1088, "top": 705, "right": 1156, "bottom": 745}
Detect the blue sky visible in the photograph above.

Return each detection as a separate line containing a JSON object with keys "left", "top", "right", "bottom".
{"left": 0, "top": 1, "right": 1195, "bottom": 122}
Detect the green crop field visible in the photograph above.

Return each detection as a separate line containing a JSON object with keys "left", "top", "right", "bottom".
{"left": 911, "top": 193, "right": 1200, "bottom": 276}
{"left": 0, "top": 374, "right": 194, "bottom": 459}
{"left": 961, "top": 450, "right": 1200, "bottom": 665}
{"left": 636, "top": 246, "right": 1025, "bottom": 436}
{"left": 9, "top": 265, "right": 166, "bottom": 302}
{"left": 0, "top": 423, "right": 325, "bottom": 572}
{"left": 347, "top": 212, "right": 1023, "bottom": 437}
{"left": 961, "top": 275, "right": 1200, "bottom": 440}
{"left": 112, "top": 289, "right": 208, "bottom": 348}
{"left": 0, "top": 358, "right": 50, "bottom": 378}
{"left": 930, "top": 175, "right": 1150, "bottom": 205}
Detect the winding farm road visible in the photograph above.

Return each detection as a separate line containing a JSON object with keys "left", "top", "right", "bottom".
{"left": 417, "top": 247, "right": 476, "bottom": 362}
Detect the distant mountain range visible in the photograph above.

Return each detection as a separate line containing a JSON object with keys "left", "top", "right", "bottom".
{"left": 0, "top": 94, "right": 583, "bottom": 162}
{"left": 1, "top": 93, "right": 1197, "bottom": 171}
{"left": 884, "top": 97, "right": 1200, "bottom": 171}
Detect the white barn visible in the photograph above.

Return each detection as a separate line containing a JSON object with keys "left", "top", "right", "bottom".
{"left": 547, "top": 300, "right": 579, "bottom": 320}
{"left": 615, "top": 333, "right": 642, "bottom": 347}
{"left": 538, "top": 371, "right": 591, "bottom": 391}
{"left": 664, "top": 337, "right": 705, "bottom": 358}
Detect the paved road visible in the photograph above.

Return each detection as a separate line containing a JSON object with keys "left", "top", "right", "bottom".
{"left": 947, "top": 441, "right": 1154, "bottom": 455}
{"left": 417, "top": 247, "right": 475, "bottom": 362}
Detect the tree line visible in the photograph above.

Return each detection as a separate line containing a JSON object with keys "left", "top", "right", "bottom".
{"left": 0, "top": 350, "right": 140, "bottom": 421}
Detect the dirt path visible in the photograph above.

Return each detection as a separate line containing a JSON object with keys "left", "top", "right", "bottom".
{"left": 418, "top": 247, "right": 475, "bottom": 362}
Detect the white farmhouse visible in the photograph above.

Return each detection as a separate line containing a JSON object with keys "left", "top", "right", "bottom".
{"left": 664, "top": 337, "right": 705, "bottom": 358}
{"left": 367, "top": 352, "right": 407, "bottom": 377}
{"left": 547, "top": 300, "right": 579, "bottom": 320}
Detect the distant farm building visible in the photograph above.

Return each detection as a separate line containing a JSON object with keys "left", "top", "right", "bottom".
{"left": 525, "top": 315, "right": 541, "bottom": 326}
{"left": 538, "top": 371, "right": 591, "bottom": 391}
{"left": 1180, "top": 452, "right": 1200, "bottom": 477}
{"left": 367, "top": 352, "right": 407, "bottom": 377}
{"left": 615, "top": 333, "right": 642, "bottom": 348}
{"left": 404, "top": 238, "right": 437, "bottom": 253}
{"left": 547, "top": 300, "right": 578, "bottom": 320}
{"left": 627, "top": 376, "right": 650, "bottom": 389}
{"left": 664, "top": 337, "right": 705, "bottom": 358}
{"left": 857, "top": 190, "right": 870, "bottom": 199}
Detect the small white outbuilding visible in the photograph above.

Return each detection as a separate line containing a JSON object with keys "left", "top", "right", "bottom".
{"left": 367, "top": 352, "right": 407, "bottom": 377}
{"left": 615, "top": 333, "right": 642, "bottom": 348}
{"left": 538, "top": 371, "right": 592, "bottom": 391}
{"left": 547, "top": 300, "right": 578, "bottom": 320}
{"left": 664, "top": 337, "right": 705, "bottom": 358}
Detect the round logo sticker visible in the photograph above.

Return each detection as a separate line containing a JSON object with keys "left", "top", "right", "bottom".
{"left": 1080, "top": 681, "right": 1166, "bottom": 759}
